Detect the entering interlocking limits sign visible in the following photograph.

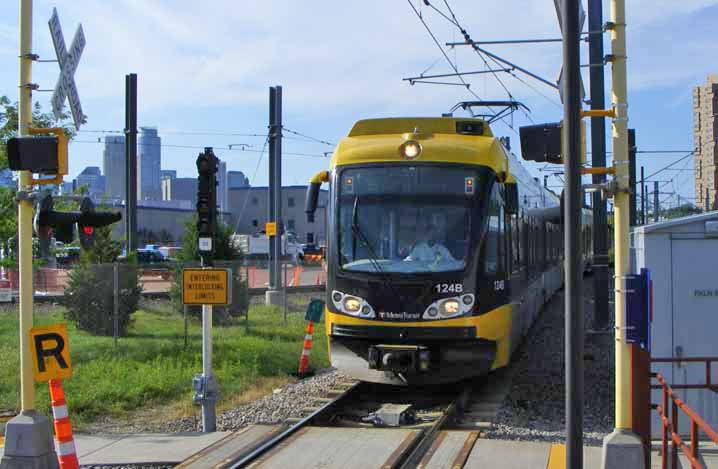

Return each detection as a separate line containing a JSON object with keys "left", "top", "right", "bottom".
{"left": 182, "top": 268, "right": 231, "bottom": 305}
{"left": 30, "top": 323, "right": 72, "bottom": 382}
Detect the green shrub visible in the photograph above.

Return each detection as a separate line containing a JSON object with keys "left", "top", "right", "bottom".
{"left": 62, "top": 226, "right": 142, "bottom": 336}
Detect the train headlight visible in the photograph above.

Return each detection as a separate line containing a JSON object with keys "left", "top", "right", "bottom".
{"left": 331, "top": 290, "right": 375, "bottom": 318}
{"left": 440, "top": 299, "right": 460, "bottom": 316}
{"left": 423, "top": 294, "right": 475, "bottom": 319}
{"left": 399, "top": 140, "right": 422, "bottom": 159}
{"left": 343, "top": 296, "right": 361, "bottom": 313}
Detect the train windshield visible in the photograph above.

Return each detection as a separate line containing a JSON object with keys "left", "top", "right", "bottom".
{"left": 338, "top": 165, "right": 482, "bottom": 274}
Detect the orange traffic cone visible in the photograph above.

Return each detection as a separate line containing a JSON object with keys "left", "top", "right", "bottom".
{"left": 291, "top": 266, "right": 303, "bottom": 287}
{"left": 49, "top": 379, "right": 79, "bottom": 469}
{"left": 297, "top": 321, "right": 314, "bottom": 376}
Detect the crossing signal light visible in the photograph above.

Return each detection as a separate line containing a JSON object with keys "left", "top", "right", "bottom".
{"left": 7, "top": 128, "right": 68, "bottom": 185}
{"left": 196, "top": 147, "right": 218, "bottom": 255}
{"left": 34, "top": 194, "right": 79, "bottom": 258}
{"left": 77, "top": 197, "right": 122, "bottom": 249}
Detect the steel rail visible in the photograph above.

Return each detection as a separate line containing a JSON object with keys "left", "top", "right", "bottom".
{"left": 227, "top": 380, "right": 366, "bottom": 468}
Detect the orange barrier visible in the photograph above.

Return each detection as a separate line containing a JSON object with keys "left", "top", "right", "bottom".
{"left": 291, "top": 266, "right": 303, "bottom": 287}
{"left": 297, "top": 321, "right": 314, "bottom": 376}
{"left": 49, "top": 379, "right": 79, "bottom": 469}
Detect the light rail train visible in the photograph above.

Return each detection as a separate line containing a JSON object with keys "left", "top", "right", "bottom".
{"left": 305, "top": 114, "right": 592, "bottom": 385}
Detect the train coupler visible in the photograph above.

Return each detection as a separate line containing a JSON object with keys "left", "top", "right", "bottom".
{"left": 367, "top": 345, "right": 430, "bottom": 373}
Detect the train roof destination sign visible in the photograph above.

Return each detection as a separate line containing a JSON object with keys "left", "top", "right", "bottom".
{"left": 49, "top": 8, "right": 85, "bottom": 129}
{"left": 182, "top": 268, "right": 231, "bottom": 305}
{"left": 30, "top": 323, "right": 72, "bottom": 382}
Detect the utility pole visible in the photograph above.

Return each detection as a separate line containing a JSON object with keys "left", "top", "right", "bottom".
{"left": 601, "top": 0, "right": 646, "bottom": 465}
{"left": 640, "top": 166, "right": 645, "bottom": 224}
{"left": 653, "top": 181, "right": 659, "bottom": 222}
{"left": 588, "top": 0, "right": 610, "bottom": 331}
{"left": 628, "top": 129, "right": 637, "bottom": 226}
{"left": 266, "top": 86, "right": 285, "bottom": 306}
{"left": 561, "top": 0, "right": 584, "bottom": 466}
{"left": 125, "top": 73, "right": 137, "bottom": 252}
{"left": 1, "top": 1, "right": 59, "bottom": 466}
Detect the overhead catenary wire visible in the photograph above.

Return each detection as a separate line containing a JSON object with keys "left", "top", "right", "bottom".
{"left": 234, "top": 135, "right": 271, "bottom": 234}
{"left": 70, "top": 139, "right": 329, "bottom": 158}
{"left": 405, "top": 0, "right": 519, "bottom": 134}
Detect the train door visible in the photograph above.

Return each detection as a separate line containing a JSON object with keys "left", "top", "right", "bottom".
{"left": 481, "top": 183, "right": 509, "bottom": 311}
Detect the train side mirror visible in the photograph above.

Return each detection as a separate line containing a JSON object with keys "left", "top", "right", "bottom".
{"left": 505, "top": 183, "right": 519, "bottom": 215}
{"left": 305, "top": 170, "right": 329, "bottom": 223}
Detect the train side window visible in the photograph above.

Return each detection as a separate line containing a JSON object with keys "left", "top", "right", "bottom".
{"left": 511, "top": 215, "right": 520, "bottom": 273}
{"left": 484, "top": 184, "right": 500, "bottom": 274}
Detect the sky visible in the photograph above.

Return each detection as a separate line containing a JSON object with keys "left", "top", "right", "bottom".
{"left": 1, "top": 0, "right": 716, "bottom": 209}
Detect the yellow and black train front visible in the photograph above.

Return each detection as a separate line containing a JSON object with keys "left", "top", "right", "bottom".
{"left": 306, "top": 117, "right": 516, "bottom": 385}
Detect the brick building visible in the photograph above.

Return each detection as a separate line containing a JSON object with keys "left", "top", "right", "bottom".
{"left": 694, "top": 74, "right": 718, "bottom": 210}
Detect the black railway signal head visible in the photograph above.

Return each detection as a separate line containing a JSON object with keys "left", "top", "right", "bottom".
{"left": 196, "top": 149, "right": 218, "bottom": 255}
{"left": 77, "top": 197, "right": 122, "bottom": 250}
{"left": 34, "top": 194, "right": 79, "bottom": 250}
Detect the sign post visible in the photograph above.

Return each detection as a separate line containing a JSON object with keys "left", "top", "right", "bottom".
{"left": 1, "top": 2, "right": 58, "bottom": 467}
{"left": 190, "top": 148, "right": 220, "bottom": 433}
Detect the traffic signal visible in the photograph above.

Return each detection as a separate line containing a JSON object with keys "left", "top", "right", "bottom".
{"left": 196, "top": 147, "right": 218, "bottom": 256}
{"left": 34, "top": 194, "right": 79, "bottom": 257}
{"left": 77, "top": 197, "right": 122, "bottom": 249}
{"left": 7, "top": 128, "right": 68, "bottom": 183}
{"left": 519, "top": 120, "right": 586, "bottom": 164}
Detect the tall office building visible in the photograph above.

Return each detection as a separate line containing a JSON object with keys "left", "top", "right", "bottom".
{"left": 694, "top": 74, "right": 718, "bottom": 211}
{"left": 103, "top": 135, "right": 125, "bottom": 200}
{"left": 228, "top": 170, "right": 250, "bottom": 189}
{"left": 160, "top": 169, "right": 176, "bottom": 181}
{"left": 75, "top": 166, "right": 105, "bottom": 198}
{"left": 138, "top": 127, "right": 162, "bottom": 200}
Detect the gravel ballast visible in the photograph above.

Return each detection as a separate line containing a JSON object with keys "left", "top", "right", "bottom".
{"left": 484, "top": 275, "right": 615, "bottom": 445}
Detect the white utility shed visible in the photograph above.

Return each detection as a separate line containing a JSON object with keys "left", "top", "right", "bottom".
{"left": 631, "top": 212, "right": 718, "bottom": 436}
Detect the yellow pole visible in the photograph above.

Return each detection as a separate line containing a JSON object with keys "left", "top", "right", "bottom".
{"left": 610, "top": 0, "right": 631, "bottom": 430}
{"left": 18, "top": 0, "right": 35, "bottom": 411}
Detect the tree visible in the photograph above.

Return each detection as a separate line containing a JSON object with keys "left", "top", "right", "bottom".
{"left": 63, "top": 226, "right": 142, "bottom": 336}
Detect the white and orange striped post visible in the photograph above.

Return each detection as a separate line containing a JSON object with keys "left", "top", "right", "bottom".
{"left": 297, "top": 321, "right": 314, "bottom": 376}
{"left": 49, "top": 379, "right": 79, "bottom": 469}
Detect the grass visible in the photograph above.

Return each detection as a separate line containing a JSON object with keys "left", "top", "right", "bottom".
{"left": 0, "top": 300, "right": 330, "bottom": 428}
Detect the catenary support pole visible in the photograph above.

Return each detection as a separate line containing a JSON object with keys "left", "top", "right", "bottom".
{"left": 274, "top": 86, "right": 283, "bottom": 295}
{"left": 588, "top": 0, "right": 609, "bottom": 331}
{"left": 125, "top": 74, "right": 138, "bottom": 252}
{"left": 561, "top": 1, "right": 584, "bottom": 467}
{"left": 640, "top": 167, "right": 645, "bottom": 225}
{"left": 601, "top": 0, "right": 647, "bottom": 466}
{"left": 268, "top": 88, "right": 276, "bottom": 291}
{"left": 1, "top": 1, "right": 59, "bottom": 466}
{"left": 653, "top": 181, "right": 659, "bottom": 222}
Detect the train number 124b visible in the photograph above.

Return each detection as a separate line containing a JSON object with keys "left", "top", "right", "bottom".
{"left": 435, "top": 283, "right": 463, "bottom": 294}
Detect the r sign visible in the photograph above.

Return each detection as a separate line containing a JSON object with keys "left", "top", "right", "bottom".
{"left": 30, "top": 323, "right": 72, "bottom": 382}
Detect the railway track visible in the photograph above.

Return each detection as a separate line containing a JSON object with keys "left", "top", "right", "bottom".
{"left": 177, "top": 369, "right": 514, "bottom": 469}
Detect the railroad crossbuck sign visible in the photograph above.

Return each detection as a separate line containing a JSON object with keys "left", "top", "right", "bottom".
{"left": 182, "top": 268, "right": 231, "bottom": 305}
{"left": 48, "top": 8, "right": 85, "bottom": 130}
{"left": 30, "top": 323, "right": 72, "bottom": 382}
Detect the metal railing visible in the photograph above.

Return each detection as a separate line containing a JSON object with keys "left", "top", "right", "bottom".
{"left": 651, "top": 357, "right": 718, "bottom": 469}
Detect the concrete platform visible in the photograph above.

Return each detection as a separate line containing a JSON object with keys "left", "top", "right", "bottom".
{"left": 248, "top": 426, "right": 421, "bottom": 469}
{"left": 75, "top": 431, "right": 231, "bottom": 466}
{"left": 464, "top": 440, "right": 603, "bottom": 469}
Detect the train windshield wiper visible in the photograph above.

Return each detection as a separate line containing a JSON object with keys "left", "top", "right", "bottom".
{"left": 350, "top": 196, "right": 401, "bottom": 299}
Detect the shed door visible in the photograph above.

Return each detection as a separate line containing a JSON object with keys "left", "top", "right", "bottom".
{"left": 671, "top": 239, "right": 718, "bottom": 430}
